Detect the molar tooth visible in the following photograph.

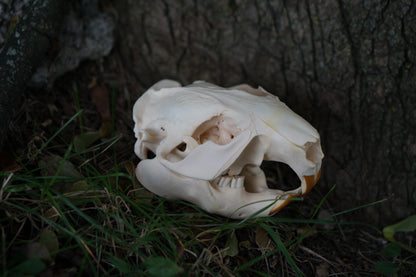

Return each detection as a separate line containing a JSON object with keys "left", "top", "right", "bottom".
{"left": 230, "top": 178, "right": 237, "bottom": 188}
{"left": 219, "top": 176, "right": 232, "bottom": 187}
{"left": 224, "top": 177, "right": 232, "bottom": 187}
{"left": 236, "top": 176, "right": 245, "bottom": 188}
{"left": 230, "top": 176, "right": 245, "bottom": 188}
{"left": 218, "top": 178, "right": 226, "bottom": 187}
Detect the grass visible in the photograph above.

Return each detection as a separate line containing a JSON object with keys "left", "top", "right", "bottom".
{"left": 1, "top": 89, "right": 414, "bottom": 276}
{"left": 0, "top": 133, "right": 390, "bottom": 276}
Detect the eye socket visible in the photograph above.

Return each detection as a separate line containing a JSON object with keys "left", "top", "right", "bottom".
{"left": 192, "top": 115, "right": 241, "bottom": 145}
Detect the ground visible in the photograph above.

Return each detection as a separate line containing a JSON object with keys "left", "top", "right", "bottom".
{"left": 1, "top": 50, "right": 415, "bottom": 276}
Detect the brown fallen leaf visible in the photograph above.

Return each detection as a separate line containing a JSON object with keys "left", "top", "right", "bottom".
{"left": 25, "top": 242, "right": 52, "bottom": 263}
{"left": 296, "top": 225, "right": 318, "bottom": 238}
{"left": 316, "top": 262, "right": 329, "bottom": 277}
{"left": 39, "top": 154, "right": 84, "bottom": 179}
{"left": 255, "top": 226, "right": 275, "bottom": 252}
{"left": 43, "top": 206, "right": 61, "bottom": 222}
{"left": 40, "top": 229, "right": 59, "bottom": 257}
{"left": 90, "top": 85, "right": 111, "bottom": 122}
{"left": 0, "top": 148, "right": 21, "bottom": 173}
{"left": 73, "top": 130, "right": 103, "bottom": 152}
{"left": 238, "top": 240, "right": 252, "bottom": 249}
{"left": 223, "top": 231, "right": 239, "bottom": 257}
{"left": 73, "top": 85, "right": 113, "bottom": 153}
{"left": 122, "top": 160, "right": 136, "bottom": 179}
{"left": 88, "top": 77, "right": 98, "bottom": 89}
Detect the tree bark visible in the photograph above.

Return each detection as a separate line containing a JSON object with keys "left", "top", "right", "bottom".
{"left": 0, "top": 0, "right": 66, "bottom": 150}
{"left": 115, "top": 0, "right": 416, "bottom": 225}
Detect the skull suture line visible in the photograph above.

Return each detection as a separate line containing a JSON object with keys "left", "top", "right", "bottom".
{"left": 133, "top": 80, "right": 324, "bottom": 219}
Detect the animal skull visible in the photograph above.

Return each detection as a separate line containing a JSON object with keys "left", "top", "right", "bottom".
{"left": 133, "top": 80, "right": 324, "bottom": 218}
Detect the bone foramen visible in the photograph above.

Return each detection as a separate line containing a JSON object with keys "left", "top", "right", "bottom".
{"left": 133, "top": 80, "right": 324, "bottom": 219}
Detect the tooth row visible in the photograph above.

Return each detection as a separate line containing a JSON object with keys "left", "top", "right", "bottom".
{"left": 217, "top": 176, "right": 244, "bottom": 188}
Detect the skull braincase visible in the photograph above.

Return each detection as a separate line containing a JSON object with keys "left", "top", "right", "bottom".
{"left": 133, "top": 80, "right": 324, "bottom": 219}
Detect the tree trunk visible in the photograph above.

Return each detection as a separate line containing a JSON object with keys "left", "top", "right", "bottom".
{"left": 0, "top": 0, "right": 66, "bottom": 150}
{"left": 115, "top": 0, "right": 416, "bottom": 226}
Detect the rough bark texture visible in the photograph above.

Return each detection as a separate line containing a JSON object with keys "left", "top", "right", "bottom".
{"left": 115, "top": 0, "right": 416, "bottom": 225}
{"left": 0, "top": 0, "right": 66, "bottom": 149}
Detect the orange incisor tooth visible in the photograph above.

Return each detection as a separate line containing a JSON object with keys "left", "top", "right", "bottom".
{"left": 303, "top": 167, "right": 322, "bottom": 194}
{"left": 270, "top": 168, "right": 322, "bottom": 215}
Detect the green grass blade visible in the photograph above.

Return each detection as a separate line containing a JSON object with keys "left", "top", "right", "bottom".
{"left": 260, "top": 223, "right": 303, "bottom": 277}
{"left": 311, "top": 183, "right": 337, "bottom": 219}
{"left": 31, "top": 111, "right": 82, "bottom": 160}
{"left": 234, "top": 248, "right": 280, "bottom": 272}
{"left": 325, "top": 198, "right": 387, "bottom": 219}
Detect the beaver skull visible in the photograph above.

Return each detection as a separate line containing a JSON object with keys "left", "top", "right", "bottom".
{"left": 133, "top": 80, "right": 323, "bottom": 218}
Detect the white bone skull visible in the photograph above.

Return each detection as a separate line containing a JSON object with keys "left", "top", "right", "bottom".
{"left": 133, "top": 80, "right": 323, "bottom": 218}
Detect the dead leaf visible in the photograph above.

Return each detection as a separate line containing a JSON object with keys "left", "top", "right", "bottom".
{"left": 238, "top": 240, "right": 252, "bottom": 249}
{"left": 62, "top": 180, "right": 91, "bottom": 197}
{"left": 383, "top": 214, "right": 416, "bottom": 254}
{"left": 40, "top": 229, "right": 59, "bottom": 257}
{"left": 88, "top": 77, "right": 98, "bottom": 89}
{"left": 223, "top": 231, "right": 239, "bottom": 257}
{"left": 25, "top": 242, "right": 52, "bottom": 263}
{"left": 99, "top": 120, "right": 112, "bottom": 137}
{"left": 39, "top": 154, "right": 84, "bottom": 179}
{"left": 43, "top": 206, "right": 61, "bottom": 222}
{"left": 47, "top": 103, "right": 58, "bottom": 115}
{"left": 255, "top": 226, "right": 275, "bottom": 252}
{"left": 296, "top": 225, "right": 318, "bottom": 238}
{"left": 90, "top": 85, "right": 111, "bottom": 122}
{"left": 69, "top": 180, "right": 89, "bottom": 191}
{"left": 73, "top": 130, "right": 103, "bottom": 152}
{"left": 72, "top": 85, "right": 113, "bottom": 153}
{"left": 316, "top": 262, "right": 329, "bottom": 277}
{"left": 122, "top": 160, "right": 136, "bottom": 178}
{"left": 0, "top": 148, "right": 21, "bottom": 173}
{"left": 41, "top": 119, "right": 53, "bottom": 127}
{"left": 73, "top": 86, "right": 113, "bottom": 152}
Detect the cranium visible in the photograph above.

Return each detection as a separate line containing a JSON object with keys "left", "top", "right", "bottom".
{"left": 133, "top": 80, "right": 323, "bottom": 219}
